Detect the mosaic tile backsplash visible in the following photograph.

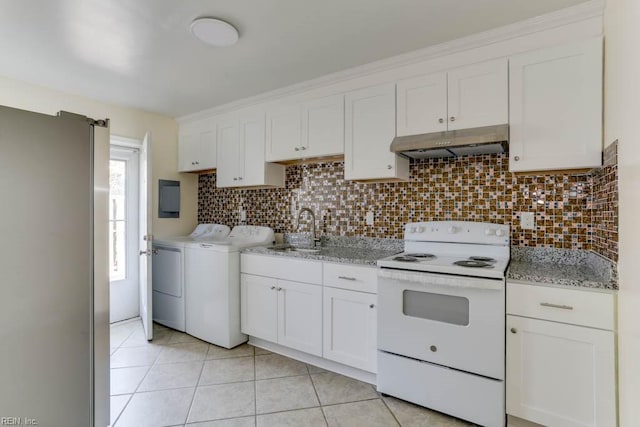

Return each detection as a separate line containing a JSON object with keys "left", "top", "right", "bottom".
{"left": 198, "top": 151, "right": 618, "bottom": 261}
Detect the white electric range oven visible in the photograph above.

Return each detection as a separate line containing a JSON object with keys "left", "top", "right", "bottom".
{"left": 377, "top": 221, "right": 510, "bottom": 427}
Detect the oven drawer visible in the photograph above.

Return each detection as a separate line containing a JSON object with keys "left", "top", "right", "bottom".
{"left": 323, "top": 262, "right": 377, "bottom": 293}
{"left": 507, "top": 281, "right": 615, "bottom": 330}
{"left": 378, "top": 351, "right": 505, "bottom": 427}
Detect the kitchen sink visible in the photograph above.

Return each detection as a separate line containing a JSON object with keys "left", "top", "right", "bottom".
{"left": 268, "top": 245, "right": 321, "bottom": 254}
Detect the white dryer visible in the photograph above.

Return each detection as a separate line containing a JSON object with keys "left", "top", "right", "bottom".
{"left": 152, "top": 224, "right": 230, "bottom": 331}
{"left": 184, "top": 225, "right": 275, "bottom": 348}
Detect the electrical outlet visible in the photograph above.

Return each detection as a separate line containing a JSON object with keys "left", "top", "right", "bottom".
{"left": 239, "top": 210, "right": 247, "bottom": 221}
{"left": 365, "top": 211, "right": 374, "bottom": 226}
{"left": 520, "top": 212, "right": 535, "bottom": 230}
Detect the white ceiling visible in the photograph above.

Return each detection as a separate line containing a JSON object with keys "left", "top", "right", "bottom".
{"left": 0, "top": 0, "right": 589, "bottom": 117}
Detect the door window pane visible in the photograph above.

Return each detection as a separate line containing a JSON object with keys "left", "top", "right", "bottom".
{"left": 403, "top": 290, "right": 469, "bottom": 326}
{"left": 109, "top": 160, "right": 126, "bottom": 281}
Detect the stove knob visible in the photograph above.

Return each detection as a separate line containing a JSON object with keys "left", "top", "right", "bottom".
{"left": 416, "top": 226, "right": 424, "bottom": 233}
{"left": 448, "top": 226, "right": 458, "bottom": 234}
{"left": 485, "top": 228, "right": 495, "bottom": 236}
{"left": 495, "top": 229, "right": 506, "bottom": 237}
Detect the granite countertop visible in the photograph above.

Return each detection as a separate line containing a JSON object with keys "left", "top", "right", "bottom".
{"left": 507, "top": 247, "right": 618, "bottom": 291}
{"left": 242, "top": 245, "right": 400, "bottom": 266}
{"left": 242, "top": 234, "right": 403, "bottom": 266}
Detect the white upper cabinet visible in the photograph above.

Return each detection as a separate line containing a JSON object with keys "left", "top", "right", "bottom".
{"left": 265, "top": 104, "right": 301, "bottom": 161}
{"left": 447, "top": 58, "right": 509, "bottom": 130}
{"left": 345, "top": 83, "right": 409, "bottom": 181}
{"left": 397, "top": 72, "right": 447, "bottom": 136}
{"left": 178, "top": 117, "right": 217, "bottom": 172}
{"left": 216, "top": 110, "right": 285, "bottom": 188}
{"left": 302, "top": 94, "right": 344, "bottom": 158}
{"left": 215, "top": 117, "right": 239, "bottom": 188}
{"left": 266, "top": 94, "right": 344, "bottom": 162}
{"left": 396, "top": 58, "right": 508, "bottom": 137}
{"left": 509, "top": 38, "right": 603, "bottom": 172}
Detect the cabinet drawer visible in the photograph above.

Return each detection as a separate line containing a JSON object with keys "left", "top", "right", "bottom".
{"left": 241, "top": 253, "right": 322, "bottom": 285}
{"left": 507, "top": 282, "right": 615, "bottom": 330}
{"left": 323, "top": 262, "right": 377, "bottom": 293}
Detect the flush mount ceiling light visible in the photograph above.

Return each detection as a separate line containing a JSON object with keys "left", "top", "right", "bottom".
{"left": 190, "top": 17, "right": 239, "bottom": 47}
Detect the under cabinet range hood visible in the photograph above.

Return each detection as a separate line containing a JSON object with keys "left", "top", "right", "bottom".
{"left": 390, "top": 124, "right": 509, "bottom": 159}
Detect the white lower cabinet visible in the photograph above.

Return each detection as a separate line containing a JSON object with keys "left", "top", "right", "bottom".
{"left": 323, "top": 287, "right": 377, "bottom": 373}
{"left": 277, "top": 280, "right": 323, "bottom": 356}
{"left": 506, "top": 282, "right": 616, "bottom": 427}
{"left": 240, "top": 274, "right": 278, "bottom": 343}
{"left": 240, "top": 273, "right": 322, "bottom": 356}
{"left": 241, "top": 254, "right": 379, "bottom": 374}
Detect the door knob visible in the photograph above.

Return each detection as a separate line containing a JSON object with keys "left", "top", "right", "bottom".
{"left": 450, "top": 116, "right": 456, "bottom": 122}
{"left": 510, "top": 328, "right": 517, "bottom": 334}
{"left": 438, "top": 118, "right": 444, "bottom": 123}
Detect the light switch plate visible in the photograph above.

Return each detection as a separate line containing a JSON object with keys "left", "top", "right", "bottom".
{"left": 520, "top": 212, "right": 535, "bottom": 230}
{"left": 365, "top": 211, "right": 374, "bottom": 226}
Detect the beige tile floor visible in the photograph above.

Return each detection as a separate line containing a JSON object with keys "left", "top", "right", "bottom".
{"left": 110, "top": 318, "right": 474, "bottom": 427}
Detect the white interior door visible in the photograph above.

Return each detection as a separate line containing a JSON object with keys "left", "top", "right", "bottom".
{"left": 139, "top": 132, "right": 153, "bottom": 340}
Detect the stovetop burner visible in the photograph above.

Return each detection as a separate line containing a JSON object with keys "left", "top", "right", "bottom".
{"left": 404, "top": 253, "right": 436, "bottom": 259}
{"left": 454, "top": 260, "right": 494, "bottom": 268}
{"left": 393, "top": 256, "right": 419, "bottom": 262}
{"left": 469, "top": 256, "right": 496, "bottom": 263}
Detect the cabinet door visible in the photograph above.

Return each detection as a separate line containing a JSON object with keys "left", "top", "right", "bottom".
{"left": 447, "top": 58, "right": 508, "bottom": 131}
{"left": 506, "top": 315, "right": 616, "bottom": 427}
{"left": 302, "top": 94, "right": 344, "bottom": 158}
{"left": 277, "top": 280, "right": 322, "bottom": 356}
{"left": 344, "top": 83, "right": 407, "bottom": 180}
{"left": 238, "top": 111, "right": 266, "bottom": 187}
{"left": 509, "top": 38, "right": 602, "bottom": 172}
{"left": 396, "top": 72, "right": 447, "bottom": 136}
{"left": 241, "top": 274, "right": 278, "bottom": 342}
{"left": 178, "top": 130, "right": 199, "bottom": 172}
{"left": 216, "top": 118, "right": 240, "bottom": 187}
{"left": 265, "top": 104, "right": 301, "bottom": 162}
{"left": 197, "top": 117, "right": 217, "bottom": 170}
{"left": 323, "top": 287, "right": 377, "bottom": 373}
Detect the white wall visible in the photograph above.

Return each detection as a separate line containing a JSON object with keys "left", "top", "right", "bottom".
{"left": 604, "top": 0, "right": 640, "bottom": 425}
{"left": 0, "top": 75, "right": 198, "bottom": 237}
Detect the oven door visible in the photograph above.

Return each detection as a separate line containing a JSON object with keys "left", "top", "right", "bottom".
{"left": 378, "top": 268, "right": 505, "bottom": 380}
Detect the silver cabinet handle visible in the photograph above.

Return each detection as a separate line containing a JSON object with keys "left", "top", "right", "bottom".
{"left": 438, "top": 118, "right": 444, "bottom": 123}
{"left": 338, "top": 276, "right": 357, "bottom": 281}
{"left": 450, "top": 116, "right": 456, "bottom": 122}
{"left": 514, "top": 156, "right": 520, "bottom": 161}
{"left": 510, "top": 328, "right": 517, "bottom": 334}
{"left": 270, "top": 286, "right": 276, "bottom": 290}
{"left": 277, "top": 287, "right": 283, "bottom": 291}
{"left": 233, "top": 177, "right": 238, "bottom": 181}
{"left": 369, "top": 304, "right": 375, "bottom": 309}
{"left": 295, "top": 147, "right": 300, "bottom": 151}
{"left": 195, "top": 161, "right": 199, "bottom": 165}
{"left": 238, "top": 177, "right": 243, "bottom": 180}
{"left": 300, "top": 146, "right": 306, "bottom": 151}
{"left": 540, "top": 302, "right": 574, "bottom": 310}
{"left": 152, "top": 248, "right": 159, "bottom": 255}
{"left": 139, "top": 250, "right": 151, "bottom": 256}
{"left": 387, "top": 165, "right": 392, "bottom": 170}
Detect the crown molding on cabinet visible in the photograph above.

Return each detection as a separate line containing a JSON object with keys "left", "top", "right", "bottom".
{"left": 178, "top": 0, "right": 604, "bottom": 124}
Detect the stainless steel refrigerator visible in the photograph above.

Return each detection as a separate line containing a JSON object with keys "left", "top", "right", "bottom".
{"left": 0, "top": 105, "right": 110, "bottom": 427}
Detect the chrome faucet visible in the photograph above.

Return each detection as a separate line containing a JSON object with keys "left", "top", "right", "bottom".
{"left": 297, "top": 207, "right": 320, "bottom": 247}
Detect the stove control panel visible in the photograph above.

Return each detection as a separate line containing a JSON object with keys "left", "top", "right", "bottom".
{"left": 404, "top": 221, "right": 510, "bottom": 245}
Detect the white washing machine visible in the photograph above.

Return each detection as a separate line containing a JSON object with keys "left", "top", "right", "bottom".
{"left": 152, "top": 224, "right": 231, "bottom": 331}
{"left": 184, "top": 225, "right": 275, "bottom": 348}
